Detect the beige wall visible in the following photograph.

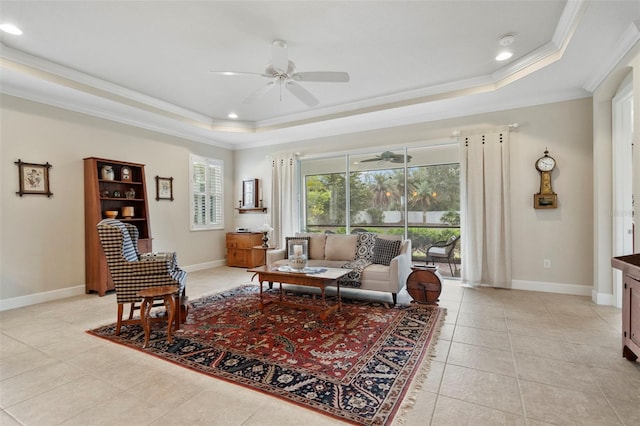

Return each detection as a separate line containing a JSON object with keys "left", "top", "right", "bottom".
{"left": 0, "top": 95, "right": 233, "bottom": 306}
{"left": 235, "top": 98, "right": 595, "bottom": 293}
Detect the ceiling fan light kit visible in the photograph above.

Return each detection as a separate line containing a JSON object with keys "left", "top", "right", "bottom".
{"left": 212, "top": 39, "right": 350, "bottom": 107}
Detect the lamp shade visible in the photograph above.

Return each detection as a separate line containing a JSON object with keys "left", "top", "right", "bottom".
{"left": 258, "top": 224, "right": 273, "bottom": 233}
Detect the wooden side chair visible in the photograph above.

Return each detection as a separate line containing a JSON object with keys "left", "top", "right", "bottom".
{"left": 426, "top": 235, "right": 460, "bottom": 276}
{"left": 97, "top": 219, "right": 187, "bottom": 338}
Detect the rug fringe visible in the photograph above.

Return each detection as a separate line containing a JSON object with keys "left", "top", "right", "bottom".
{"left": 393, "top": 306, "right": 447, "bottom": 425}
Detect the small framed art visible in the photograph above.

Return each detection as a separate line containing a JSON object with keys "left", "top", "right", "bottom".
{"left": 242, "top": 178, "right": 259, "bottom": 208}
{"left": 155, "top": 176, "right": 174, "bottom": 201}
{"left": 15, "top": 159, "right": 53, "bottom": 197}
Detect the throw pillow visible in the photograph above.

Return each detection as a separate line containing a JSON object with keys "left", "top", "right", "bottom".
{"left": 371, "top": 238, "right": 402, "bottom": 266}
{"left": 355, "top": 232, "right": 377, "bottom": 260}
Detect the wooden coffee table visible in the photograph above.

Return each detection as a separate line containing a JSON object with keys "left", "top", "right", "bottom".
{"left": 248, "top": 265, "right": 351, "bottom": 320}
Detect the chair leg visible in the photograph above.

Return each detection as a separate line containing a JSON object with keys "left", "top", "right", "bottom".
{"left": 174, "top": 293, "right": 181, "bottom": 331}
{"left": 128, "top": 302, "right": 135, "bottom": 320}
{"left": 448, "top": 259, "right": 454, "bottom": 276}
{"left": 116, "top": 304, "right": 124, "bottom": 335}
{"left": 391, "top": 293, "right": 397, "bottom": 305}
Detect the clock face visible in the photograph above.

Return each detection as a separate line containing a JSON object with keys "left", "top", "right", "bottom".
{"left": 536, "top": 156, "right": 555, "bottom": 172}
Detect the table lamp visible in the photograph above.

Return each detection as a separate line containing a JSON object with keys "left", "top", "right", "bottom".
{"left": 258, "top": 223, "right": 273, "bottom": 248}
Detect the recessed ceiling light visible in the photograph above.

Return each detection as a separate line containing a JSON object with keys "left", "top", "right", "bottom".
{"left": 0, "top": 23, "right": 23, "bottom": 35}
{"left": 228, "top": 113, "right": 238, "bottom": 119}
{"left": 495, "top": 51, "right": 513, "bottom": 61}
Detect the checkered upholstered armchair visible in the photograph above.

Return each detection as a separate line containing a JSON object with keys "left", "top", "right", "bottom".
{"left": 97, "top": 219, "right": 187, "bottom": 335}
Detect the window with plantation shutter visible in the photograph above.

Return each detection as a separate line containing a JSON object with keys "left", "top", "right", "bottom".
{"left": 190, "top": 154, "right": 224, "bottom": 230}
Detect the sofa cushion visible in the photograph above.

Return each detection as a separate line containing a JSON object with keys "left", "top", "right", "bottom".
{"left": 296, "top": 233, "right": 327, "bottom": 260}
{"left": 372, "top": 238, "right": 402, "bottom": 265}
{"left": 325, "top": 234, "right": 358, "bottom": 260}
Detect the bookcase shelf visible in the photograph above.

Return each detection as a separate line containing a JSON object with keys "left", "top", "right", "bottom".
{"left": 84, "top": 157, "right": 152, "bottom": 296}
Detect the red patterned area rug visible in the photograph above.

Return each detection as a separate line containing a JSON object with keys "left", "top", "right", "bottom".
{"left": 87, "top": 285, "right": 445, "bottom": 425}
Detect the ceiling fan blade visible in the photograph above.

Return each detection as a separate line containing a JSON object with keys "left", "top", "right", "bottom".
{"left": 292, "top": 72, "right": 350, "bottom": 83}
{"left": 210, "top": 70, "right": 271, "bottom": 78}
{"left": 242, "top": 82, "right": 276, "bottom": 104}
{"left": 286, "top": 81, "right": 319, "bottom": 106}
{"left": 360, "top": 157, "right": 382, "bottom": 163}
{"left": 271, "top": 39, "right": 289, "bottom": 73}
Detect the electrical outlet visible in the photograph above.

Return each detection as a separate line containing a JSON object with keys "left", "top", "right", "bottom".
{"left": 544, "top": 259, "right": 551, "bottom": 268}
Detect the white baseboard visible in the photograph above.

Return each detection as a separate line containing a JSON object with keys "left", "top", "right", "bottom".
{"left": 0, "top": 259, "right": 228, "bottom": 312}
{"left": 182, "top": 259, "right": 226, "bottom": 272}
{"left": 0, "top": 285, "right": 86, "bottom": 312}
{"left": 591, "top": 289, "right": 614, "bottom": 306}
{"left": 511, "top": 279, "right": 593, "bottom": 297}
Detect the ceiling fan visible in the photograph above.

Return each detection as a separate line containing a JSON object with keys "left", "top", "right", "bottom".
{"left": 210, "top": 40, "right": 350, "bottom": 107}
{"left": 361, "top": 151, "right": 412, "bottom": 164}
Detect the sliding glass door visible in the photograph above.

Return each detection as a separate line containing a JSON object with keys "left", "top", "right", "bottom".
{"left": 300, "top": 143, "right": 460, "bottom": 275}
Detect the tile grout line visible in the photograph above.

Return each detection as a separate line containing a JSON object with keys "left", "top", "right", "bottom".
{"left": 427, "top": 287, "right": 463, "bottom": 425}
{"left": 505, "top": 305, "right": 530, "bottom": 423}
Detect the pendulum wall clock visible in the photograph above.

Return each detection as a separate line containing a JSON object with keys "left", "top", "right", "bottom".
{"left": 534, "top": 148, "right": 558, "bottom": 209}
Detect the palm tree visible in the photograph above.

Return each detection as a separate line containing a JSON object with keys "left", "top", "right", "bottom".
{"left": 411, "top": 180, "right": 435, "bottom": 223}
{"left": 370, "top": 173, "right": 391, "bottom": 209}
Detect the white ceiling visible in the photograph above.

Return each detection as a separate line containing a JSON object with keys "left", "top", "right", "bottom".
{"left": 1, "top": 1, "right": 639, "bottom": 150}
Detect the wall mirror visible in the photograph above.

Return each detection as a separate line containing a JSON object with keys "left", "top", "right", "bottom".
{"left": 242, "top": 179, "right": 259, "bottom": 208}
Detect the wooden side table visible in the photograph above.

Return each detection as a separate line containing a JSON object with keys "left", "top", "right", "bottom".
{"left": 252, "top": 245, "right": 277, "bottom": 266}
{"left": 407, "top": 265, "right": 442, "bottom": 304}
{"left": 137, "top": 285, "right": 179, "bottom": 348}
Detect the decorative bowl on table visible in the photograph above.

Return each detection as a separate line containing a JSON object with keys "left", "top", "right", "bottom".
{"left": 104, "top": 210, "right": 118, "bottom": 219}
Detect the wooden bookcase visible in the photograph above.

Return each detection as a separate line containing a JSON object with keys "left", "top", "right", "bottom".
{"left": 226, "top": 232, "right": 263, "bottom": 268}
{"left": 84, "top": 157, "right": 152, "bottom": 295}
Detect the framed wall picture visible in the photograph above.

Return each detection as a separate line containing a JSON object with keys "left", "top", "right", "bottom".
{"left": 15, "top": 159, "right": 53, "bottom": 197}
{"left": 155, "top": 176, "right": 174, "bottom": 201}
{"left": 242, "top": 178, "right": 259, "bottom": 208}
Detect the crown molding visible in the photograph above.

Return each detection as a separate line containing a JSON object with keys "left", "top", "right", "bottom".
{"left": 583, "top": 21, "right": 640, "bottom": 92}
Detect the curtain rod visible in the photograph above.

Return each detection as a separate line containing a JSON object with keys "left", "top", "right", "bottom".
{"left": 451, "top": 123, "right": 519, "bottom": 137}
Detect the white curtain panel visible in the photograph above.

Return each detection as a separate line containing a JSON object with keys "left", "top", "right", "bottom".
{"left": 460, "top": 129, "right": 512, "bottom": 288}
{"left": 270, "top": 153, "right": 298, "bottom": 248}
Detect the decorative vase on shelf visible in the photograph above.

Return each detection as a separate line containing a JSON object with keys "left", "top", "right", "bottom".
{"left": 101, "top": 165, "right": 114, "bottom": 181}
{"left": 288, "top": 240, "right": 308, "bottom": 272}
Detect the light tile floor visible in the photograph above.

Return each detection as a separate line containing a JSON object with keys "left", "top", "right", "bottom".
{"left": 1, "top": 266, "right": 639, "bottom": 425}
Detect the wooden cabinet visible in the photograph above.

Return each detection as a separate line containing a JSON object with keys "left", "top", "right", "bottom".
{"left": 226, "top": 233, "right": 263, "bottom": 268}
{"left": 84, "top": 157, "right": 152, "bottom": 295}
{"left": 612, "top": 253, "right": 640, "bottom": 362}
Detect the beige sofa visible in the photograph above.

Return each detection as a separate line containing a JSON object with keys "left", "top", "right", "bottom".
{"left": 266, "top": 233, "right": 412, "bottom": 304}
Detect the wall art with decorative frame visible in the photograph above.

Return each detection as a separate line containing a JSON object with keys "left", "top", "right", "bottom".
{"left": 15, "top": 159, "right": 53, "bottom": 197}
{"left": 155, "top": 176, "right": 174, "bottom": 201}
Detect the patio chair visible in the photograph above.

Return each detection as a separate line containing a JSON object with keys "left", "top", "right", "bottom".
{"left": 426, "top": 235, "right": 460, "bottom": 276}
